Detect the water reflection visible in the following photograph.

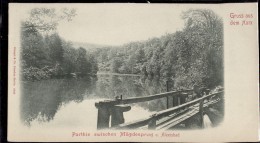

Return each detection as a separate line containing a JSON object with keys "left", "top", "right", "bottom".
{"left": 21, "top": 77, "right": 96, "bottom": 126}
{"left": 21, "top": 74, "right": 173, "bottom": 127}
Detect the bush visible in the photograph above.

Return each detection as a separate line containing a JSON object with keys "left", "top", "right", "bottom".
{"left": 22, "top": 66, "right": 53, "bottom": 81}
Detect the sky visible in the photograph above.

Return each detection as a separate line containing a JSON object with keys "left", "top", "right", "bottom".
{"left": 13, "top": 4, "right": 222, "bottom": 46}
{"left": 56, "top": 5, "right": 185, "bottom": 46}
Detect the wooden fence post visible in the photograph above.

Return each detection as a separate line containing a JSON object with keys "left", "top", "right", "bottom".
{"left": 180, "top": 93, "right": 188, "bottom": 105}
{"left": 148, "top": 115, "right": 157, "bottom": 129}
{"left": 177, "top": 94, "right": 181, "bottom": 106}
{"left": 166, "top": 81, "right": 169, "bottom": 109}
{"left": 95, "top": 104, "right": 110, "bottom": 129}
{"left": 172, "top": 95, "right": 178, "bottom": 107}
{"left": 110, "top": 105, "right": 131, "bottom": 127}
{"left": 205, "top": 89, "right": 210, "bottom": 95}
{"left": 199, "top": 99, "right": 204, "bottom": 128}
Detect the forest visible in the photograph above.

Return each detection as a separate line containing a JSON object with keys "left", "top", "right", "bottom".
{"left": 21, "top": 8, "right": 98, "bottom": 81}
{"left": 94, "top": 9, "right": 223, "bottom": 89}
{"left": 21, "top": 8, "right": 223, "bottom": 89}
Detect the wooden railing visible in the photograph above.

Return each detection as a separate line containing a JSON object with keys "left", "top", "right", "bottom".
{"left": 95, "top": 87, "right": 224, "bottom": 129}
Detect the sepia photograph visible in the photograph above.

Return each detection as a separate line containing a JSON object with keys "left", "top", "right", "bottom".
{"left": 19, "top": 5, "right": 224, "bottom": 130}
{"left": 7, "top": 3, "right": 258, "bottom": 142}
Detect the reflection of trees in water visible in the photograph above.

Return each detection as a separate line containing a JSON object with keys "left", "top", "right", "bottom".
{"left": 96, "top": 75, "right": 171, "bottom": 112}
{"left": 96, "top": 75, "right": 146, "bottom": 99}
{"left": 21, "top": 77, "right": 96, "bottom": 126}
{"left": 59, "top": 77, "right": 96, "bottom": 103}
{"left": 21, "top": 75, "right": 175, "bottom": 126}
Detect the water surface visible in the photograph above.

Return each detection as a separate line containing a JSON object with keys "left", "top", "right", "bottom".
{"left": 21, "top": 74, "right": 172, "bottom": 128}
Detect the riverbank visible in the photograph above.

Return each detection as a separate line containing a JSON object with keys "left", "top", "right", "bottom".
{"left": 97, "top": 72, "right": 141, "bottom": 77}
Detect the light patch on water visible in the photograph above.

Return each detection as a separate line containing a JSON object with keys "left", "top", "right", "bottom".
{"left": 124, "top": 105, "right": 156, "bottom": 123}
{"left": 28, "top": 99, "right": 153, "bottom": 130}
{"left": 203, "top": 114, "right": 213, "bottom": 128}
{"left": 29, "top": 99, "right": 102, "bottom": 130}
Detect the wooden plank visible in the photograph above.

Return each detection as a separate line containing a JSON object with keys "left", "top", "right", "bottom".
{"left": 96, "top": 89, "right": 193, "bottom": 106}
{"left": 156, "top": 104, "right": 197, "bottom": 127}
{"left": 111, "top": 91, "right": 223, "bottom": 129}
{"left": 157, "top": 98, "right": 222, "bottom": 130}
{"left": 114, "top": 118, "right": 151, "bottom": 129}
{"left": 157, "top": 108, "right": 199, "bottom": 130}
{"left": 153, "top": 91, "right": 224, "bottom": 120}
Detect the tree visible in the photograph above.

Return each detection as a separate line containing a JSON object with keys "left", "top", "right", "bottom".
{"left": 47, "top": 33, "right": 64, "bottom": 65}
{"left": 180, "top": 9, "right": 223, "bottom": 88}
{"left": 110, "top": 57, "right": 122, "bottom": 73}
{"left": 20, "top": 8, "right": 102, "bottom": 80}
{"left": 22, "top": 8, "right": 76, "bottom": 34}
{"left": 21, "top": 25, "right": 47, "bottom": 68}
{"left": 88, "top": 54, "right": 98, "bottom": 75}
{"left": 89, "top": 9, "right": 223, "bottom": 89}
{"left": 62, "top": 41, "right": 78, "bottom": 74}
{"left": 76, "top": 47, "right": 90, "bottom": 74}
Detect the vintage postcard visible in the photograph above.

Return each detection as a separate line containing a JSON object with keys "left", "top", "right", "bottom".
{"left": 8, "top": 3, "right": 258, "bottom": 142}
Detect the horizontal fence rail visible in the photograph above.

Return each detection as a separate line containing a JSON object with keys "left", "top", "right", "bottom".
{"left": 95, "top": 87, "right": 224, "bottom": 130}
{"left": 95, "top": 89, "right": 193, "bottom": 107}
{"left": 153, "top": 91, "right": 223, "bottom": 120}
{"left": 115, "top": 90, "right": 224, "bottom": 129}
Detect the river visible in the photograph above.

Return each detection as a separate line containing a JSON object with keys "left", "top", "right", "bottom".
{"left": 21, "top": 74, "right": 174, "bottom": 129}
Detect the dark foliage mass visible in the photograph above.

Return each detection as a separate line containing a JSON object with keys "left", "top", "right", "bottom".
{"left": 94, "top": 9, "right": 223, "bottom": 89}
{"left": 21, "top": 8, "right": 223, "bottom": 89}
{"left": 21, "top": 8, "right": 98, "bottom": 81}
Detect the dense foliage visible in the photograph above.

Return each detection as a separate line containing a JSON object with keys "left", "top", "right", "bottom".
{"left": 21, "top": 8, "right": 98, "bottom": 81}
{"left": 21, "top": 8, "right": 223, "bottom": 89}
{"left": 94, "top": 9, "right": 223, "bottom": 89}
